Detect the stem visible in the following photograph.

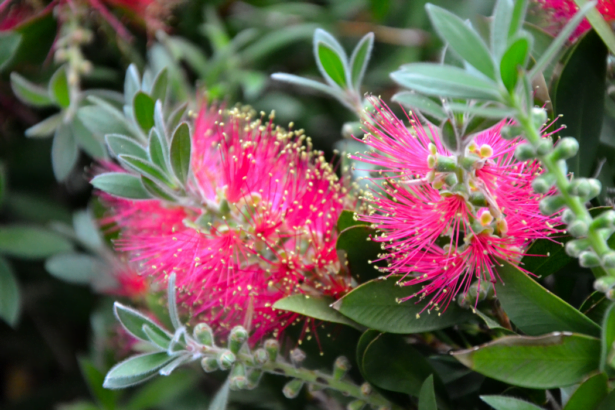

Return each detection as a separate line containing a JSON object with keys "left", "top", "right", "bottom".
{"left": 513, "top": 100, "right": 615, "bottom": 278}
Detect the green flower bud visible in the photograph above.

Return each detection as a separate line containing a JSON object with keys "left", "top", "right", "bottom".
{"left": 347, "top": 400, "right": 367, "bottom": 410}
{"left": 228, "top": 326, "right": 249, "bottom": 354}
{"left": 536, "top": 137, "right": 553, "bottom": 156}
{"left": 444, "top": 172, "right": 458, "bottom": 187}
{"left": 247, "top": 369, "right": 263, "bottom": 389}
{"left": 532, "top": 173, "right": 556, "bottom": 194}
{"left": 591, "top": 210, "right": 615, "bottom": 230}
{"left": 253, "top": 348, "right": 268, "bottom": 365}
{"left": 565, "top": 239, "right": 590, "bottom": 257}
{"left": 539, "top": 196, "right": 566, "bottom": 215}
{"left": 469, "top": 192, "right": 487, "bottom": 207}
{"left": 579, "top": 251, "right": 601, "bottom": 268}
{"left": 342, "top": 121, "right": 363, "bottom": 139}
{"left": 282, "top": 379, "right": 304, "bottom": 399}
{"left": 514, "top": 143, "right": 536, "bottom": 161}
{"left": 333, "top": 356, "right": 351, "bottom": 380}
{"left": 201, "top": 356, "right": 219, "bottom": 373}
{"left": 229, "top": 363, "right": 248, "bottom": 390}
{"left": 568, "top": 219, "right": 588, "bottom": 238}
{"left": 569, "top": 178, "right": 601, "bottom": 200}
{"left": 561, "top": 209, "right": 576, "bottom": 224}
{"left": 290, "top": 348, "right": 306, "bottom": 365}
{"left": 500, "top": 125, "right": 524, "bottom": 140}
{"left": 218, "top": 350, "right": 236, "bottom": 371}
{"left": 264, "top": 339, "right": 279, "bottom": 362}
{"left": 193, "top": 323, "right": 214, "bottom": 346}
{"left": 531, "top": 107, "right": 548, "bottom": 128}
{"left": 459, "top": 153, "right": 481, "bottom": 171}
{"left": 435, "top": 155, "right": 457, "bottom": 173}
{"left": 550, "top": 137, "right": 579, "bottom": 161}
{"left": 360, "top": 382, "right": 372, "bottom": 396}
{"left": 594, "top": 276, "right": 615, "bottom": 293}
{"left": 603, "top": 252, "right": 615, "bottom": 268}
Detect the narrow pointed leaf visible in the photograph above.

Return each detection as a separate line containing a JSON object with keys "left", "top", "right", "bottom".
{"left": 25, "top": 113, "right": 63, "bottom": 138}
{"left": 349, "top": 33, "right": 374, "bottom": 90}
{"left": 52, "top": 124, "right": 78, "bottom": 181}
{"left": 316, "top": 42, "right": 348, "bottom": 88}
{"left": 71, "top": 117, "right": 105, "bottom": 159}
{"left": 601, "top": 303, "right": 615, "bottom": 371}
{"left": 509, "top": 0, "right": 529, "bottom": 39}
{"left": 150, "top": 68, "right": 168, "bottom": 103}
{"left": 0, "top": 226, "right": 73, "bottom": 259}
{"left": 103, "top": 352, "right": 175, "bottom": 389}
{"left": 45, "top": 252, "right": 99, "bottom": 284}
{"left": 133, "top": 91, "right": 156, "bottom": 133}
{"left": 49, "top": 65, "right": 70, "bottom": 108}
{"left": 392, "top": 92, "right": 447, "bottom": 121}
{"left": 418, "top": 375, "right": 437, "bottom": 410}
{"left": 106, "top": 134, "right": 148, "bottom": 160}
{"left": 148, "top": 128, "right": 169, "bottom": 171}
{"left": 124, "top": 64, "right": 140, "bottom": 106}
{"left": 91, "top": 172, "right": 151, "bottom": 199}
{"left": 562, "top": 372, "right": 608, "bottom": 410}
{"left": 10, "top": 72, "right": 53, "bottom": 107}
{"left": 273, "top": 295, "right": 363, "bottom": 330}
{"left": 141, "top": 176, "right": 176, "bottom": 201}
{"left": 208, "top": 379, "right": 231, "bottom": 410}
{"left": 481, "top": 395, "right": 544, "bottom": 410}
{"left": 114, "top": 302, "right": 172, "bottom": 344}
{"left": 491, "top": 0, "right": 514, "bottom": 57}
{"left": 170, "top": 123, "right": 191, "bottom": 185}
{"left": 0, "top": 32, "right": 21, "bottom": 70}
{"left": 118, "top": 155, "right": 172, "bottom": 186}
{"left": 500, "top": 35, "right": 531, "bottom": 92}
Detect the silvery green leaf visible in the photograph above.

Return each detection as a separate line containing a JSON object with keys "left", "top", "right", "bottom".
{"left": 103, "top": 352, "right": 176, "bottom": 389}
{"left": 10, "top": 72, "right": 53, "bottom": 107}
{"left": 91, "top": 173, "right": 151, "bottom": 200}
{"left": 52, "top": 124, "right": 78, "bottom": 181}
{"left": 25, "top": 114, "right": 63, "bottom": 138}
{"left": 45, "top": 252, "right": 99, "bottom": 285}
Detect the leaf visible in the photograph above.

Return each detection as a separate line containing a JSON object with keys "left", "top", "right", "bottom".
{"left": 114, "top": 302, "right": 172, "bottom": 345}
{"left": 491, "top": 0, "right": 514, "bottom": 58}
{"left": 336, "top": 225, "right": 384, "bottom": 283}
{"left": 270, "top": 73, "right": 348, "bottom": 108}
{"left": 141, "top": 177, "right": 176, "bottom": 202}
{"left": 208, "top": 378, "right": 231, "bottom": 410}
{"left": 24, "top": 113, "right": 63, "bottom": 138}
{"left": 452, "top": 333, "right": 600, "bottom": 389}
{"left": 166, "top": 273, "right": 182, "bottom": 330}
{"left": 142, "top": 325, "right": 171, "bottom": 350}
{"left": 509, "top": 0, "right": 529, "bottom": 39}
{"left": 150, "top": 68, "right": 168, "bottom": 103}
{"left": 0, "top": 225, "right": 73, "bottom": 259}
{"left": 494, "top": 260, "right": 600, "bottom": 337}
{"left": 392, "top": 92, "right": 447, "bottom": 121}
{"left": 349, "top": 33, "right": 374, "bottom": 91}
{"left": 601, "top": 303, "right": 615, "bottom": 371}
{"left": 10, "top": 72, "right": 53, "bottom": 107}
{"left": 336, "top": 209, "right": 368, "bottom": 232}
{"left": 316, "top": 42, "right": 348, "bottom": 88}
{"left": 52, "top": 123, "right": 78, "bottom": 181}
{"left": 334, "top": 276, "right": 474, "bottom": 333}
{"left": 391, "top": 63, "right": 502, "bottom": 101}
{"left": 125, "top": 371, "right": 198, "bottom": 410}
{"left": 553, "top": 30, "right": 607, "bottom": 177}
{"left": 273, "top": 295, "right": 363, "bottom": 330}
{"left": 521, "top": 236, "right": 572, "bottom": 277}
{"left": 446, "top": 103, "right": 515, "bottom": 119}
{"left": 124, "top": 64, "right": 140, "bottom": 106}
{"left": 73, "top": 210, "right": 103, "bottom": 250}
{"left": 167, "top": 102, "right": 187, "bottom": 133}
{"left": 170, "top": 123, "right": 191, "bottom": 185}
{"left": 133, "top": 91, "right": 156, "bottom": 134}
{"left": 597, "top": 389, "right": 615, "bottom": 410}
{"left": 45, "top": 253, "right": 99, "bottom": 285}
{"left": 106, "top": 134, "right": 148, "bottom": 160}
{"left": 562, "top": 372, "right": 608, "bottom": 410}
{"left": 580, "top": 292, "right": 610, "bottom": 325}
{"left": 0, "top": 163, "right": 5, "bottom": 208}
{"left": 481, "top": 395, "right": 544, "bottom": 410}
{"left": 118, "top": 155, "right": 173, "bottom": 187}
{"left": 79, "top": 358, "right": 117, "bottom": 410}
{"left": 91, "top": 172, "right": 151, "bottom": 200}
{"left": 0, "top": 32, "right": 22, "bottom": 70}
{"left": 78, "top": 106, "right": 134, "bottom": 139}
{"left": 500, "top": 35, "right": 531, "bottom": 92}
{"left": 103, "top": 352, "right": 175, "bottom": 389}
{"left": 426, "top": 4, "right": 496, "bottom": 79}
{"left": 49, "top": 65, "right": 70, "bottom": 108}
{"left": 418, "top": 374, "right": 437, "bottom": 410}
{"left": 0, "top": 257, "right": 19, "bottom": 327}
{"left": 71, "top": 116, "right": 106, "bottom": 159}
{"left": 148, "top": 128, "right": 169, "bottom": 171}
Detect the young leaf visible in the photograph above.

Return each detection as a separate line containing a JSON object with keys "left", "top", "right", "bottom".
{"left": 103, "top": 352, "right": 175, "bottom": 389}
{"left": 270, "top": 73, "right": 345, "bottom": 102}
{"left": 114, "top": 302, "right": 172, "bottom": 344}
{"left": 71, "top": 117, "right": 106, "bottom": 159}
{"left": 167, "top": 273, "right": 182, "bottom": 330}
{"left": 500, "top": 35, "right": 531, "bottom": 92}
{"left": 153, "top": 101, "right": 168, "bottom": 140}
{"left": 273, "top": 295, "right": 363, "bottom": 330}
{"left": 170, "top": 123, "right": 191, "bottom": 185}
{"left": 418, "top": 375, "right": 437, "bottom": 410}
{"left": 24, "top": 113, "right": 63, "bottom": 138}
{"left": 150, "top": 68, "right": 168, "bottom": 103}
{"left": 141, "top": 176, "right": 176, "bottom": 201}
{"left": 562, "top": 372, "right": 608, "bottom": 410}
{"left": 78, "top": 105, "right": 134, "bottom": 140}
{"left": 392, "top": 92, "right": 447, "bottom": 121}
{"left": 494, "top": 260, "right": 601, "bottom": 337}
{"left": 91, "top": 172, "right": 152, "bottom": 200}
{"left": 480, "top": 395, "right": 544, "bottom": 410}
{"left": 11, "top": 72, "right": 53, "bottom": 107}
{"left": 426, "top": 4, "right": 496, "bottom": 80}
{"left": 143, "top": 325, "right": 171, "bottom": 350}
{"left": 49, "top": 65, "right": 70, "bottom": 108}
{"left": 391, "top": 63, "right": 502, "bottom": 101}
{"left": 316, "top": 42, "right": 348, "bottom": 88}
{"left": 0, "top": 225, "right": 73, "bottom": 259}
{"left": 508, "top": 0, "right": 529, "bottom": 39}
{"left": 349, "top": 32, "right": 374, "bottom": 91}
{"left": 167, "top": 102, "right": 188, "bottom": 133}
{"left": 133, "top": 92, "right": 156, "bottom": 133}
{"left": 148, "top": 128, "right": 170, "bottom": 171}
{"left": 45, "top": 252, "right": 99, "bottom": 285}
{"left": 491, "top": 0, "right": 514, "bottom": 58}
{"left": 106, "top": 134, "right": 148, "bottom": 160}
{"left": 118, "top": 155, "right": 173, "bottom": 187}
{"left": 52, "top": 124, "right": 78, "bottom": 181}
{"left": 452, "top": 333, "right": 600, "bottom": 388}
{"left": 0, "top": 257, "right": 19, "bottom": 327}
{"left": 124, "top": 64, "right": 141, "bottom": 106}
{"left": 0, "top": 32, "right": 22, "bottom": 70}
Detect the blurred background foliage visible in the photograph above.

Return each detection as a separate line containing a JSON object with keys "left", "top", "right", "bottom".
{"left": 3, "top": 0, "right": 615, "bottom": 408}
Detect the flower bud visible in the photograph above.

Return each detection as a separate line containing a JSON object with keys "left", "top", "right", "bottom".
{"left": 282, "top": 379, "right": 304, "bottom": 399}
{"left": 228, "top": 326, "right": 249, "bottom": 354}
{"left": 201, "top": 355, "right": 219, "bottom": 373}
{"left": 435, "top": 155, "right": 457, "bottom": 173}
{"left": 591, "top": 210, "right": 615, "bottom": 230}
{"left": 565, "top": 239, "right": 590, "bottom": 257}
{"left": 539, "top": 196, "right": 566, "bottom": 215}
{"left": 579, "top": 251, "right": 601, "bottom": 267}
{"left": 333, "top": 356, "right": 351, "bottom": 380}
{"left": 342, "top": 122, "right": 362, "bottom": 139}
{"left": 550, "top": 137, "right": 579, "bottom": 161}
{"left": 247, "top": 369, "right": 263, "bottom": 389}
{"left": 290, "top": 348, "right": 306, "bottom": 365}
{"left": 360, "top": 382, "right": 372, "bottom": 396}
{"left": 193, "top": 323, "right": 214, "bottom": 346}
{"left": 531, "top": 107, "right": 548, "bottom": 128}
{"left": 514, "top": 143, "right": 536, "bottom": 161}
{"left": 469, "top": 192, "right": 487, "bottom": 207}
{"left": 594, "top": 276, "right": 615, "bottom": 292}
{"left": 444, "top": 173, "right": 458, "bottom": 187}
{"left": 569, "top": 178, "right": 601, "bottom": 199}
{"left": 567, "top": 219, "right": 588, "bottom": 238}
{"left": 459, "top": 154, "right": 481, "bottom": 171}
{"left": 500, "top": 125, "right": 524, "bottom": 140}
{"left": 536, "top": 137, "right": 553, "bottom": 156}
{"left": 347, "top": 400, "right": 367, "bottom": 410}
{"left": 218, "top": 350, "right": 236, "bottom": 371}
{"left": 254, "top": 348, "right": 269, "bottom": 365}
{"left": 561, "top": 208, "right": 576, "bottom": 224}
{"left": 230, "top": 363, "right": 248, "bottom": 390}
{"left": 264, "top": 339, "right": 279, "bottom": 362}
{"left": 603, "top": 252, "right": 615, "bottom": 268}
{"left": 532, "top": 173, "right": 556, "bottom": 194}
{"left": 427, "top": 155, "right": 437, "bottom": 169}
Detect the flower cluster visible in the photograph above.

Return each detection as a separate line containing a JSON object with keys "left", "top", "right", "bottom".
{"left": 352, "top": 97, "right": 562, "bottom": 311}
{"left": 536, "top": 0, "right": 615, "bottom": 39}
{"left": 101, "top": 106, "right": 352, "bottom": 341}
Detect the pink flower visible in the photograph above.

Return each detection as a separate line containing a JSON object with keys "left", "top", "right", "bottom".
{"left": 100, "top": 106, "right": 352, "bottom": 341}
{"left": 351, "top": 97, "right": 561, "bottom": 311}
{"left": 536, "top": 0, "right": 615, "bottom": 39}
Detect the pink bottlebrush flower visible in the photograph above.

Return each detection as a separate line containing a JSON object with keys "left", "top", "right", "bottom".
{"left": 100, "top": 106, "right": 352, "bottom": 342}
{"left": 536, "top": 0, "right": 615, "bottom": 39}
{"left": 351, "top": 96, "right": 561, "bottom": 311}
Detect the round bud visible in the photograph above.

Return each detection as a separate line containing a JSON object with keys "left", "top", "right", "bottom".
{"left": 459, "top": 154, "right": 481, "bottom": 171}
{"left": 254, "top": 348, "right": 269, "bottom": 365}
{"left": 561, "top": 209, "right": 576, "bottom": 224}
{"left": 591, "top": 210, "right": 615, "bottom": 230}
{"left": 444, "top": 173, "right": 458, "bottom": 187}
{"left": 551, "top": 137, "right": 579, "bottom": 161}
{"left": 532, "top": 173, "right": 555, "bottom": 194}
{"left": 193, "top": 323, "right": 214, "bottom": 346}
{"left": 579, "top": 251, "right": 601, "bottom": 268}
{"left": 500, "top": 125, "right": 524, "bottom": 140}
{"left": 595, "top": 276, "right": 615, "bottom": 292}
{"left": 428, "top": 143, "right": 437, "bottom": 156}
{"left": 247, "top": 369, "right": 263, "bottom": 389}
{"left": 531, "top": 107, "right": 548, "bottom": 128}
{"left": 603, "top": 252, "right": 615, "bottom": 268}
{"left": 360, "top": 382, "right": 373, "bottom": 396}
{"left": 347, "top": 400, "right": 367, "bottom": 410}
{"left": 539, "top": 196, "right": 566, "bottom": 215}
{"left": 217, "top": 350, "right": 236, "bottom": 371}
{"left": 427, "top": 155, "right": 437, "bottom": 169}
{"left": 283, "top": 379, "right": 305, "bottom": 399}
{"left": 469, "top": 192, "right": 487, "bottom": 207}
{"left": 264, "top": 339, "right": 279, "bottom": 362}
{"left": 290, "top": 348, "right": 306, "bottom": 365}
{"left": 229, "top": 326, "right": 249, "bottom": 354}
{"left": 536, "top": 137, "right": 553, "bottom": 156}
{"left": 333, "top": 356, "right": 351, "bottom": 380}
{"left": 201, "top": 356, "right": 219, "bottom": 373}
{"left": 342, "top": 121, "right": 362, "bottom": 139}
{"left": 567, "top": 219, "right": 588, "bottom": 238}
{"left": 229, "top": 363, "right": 247, "bottom": 390}
{"left": 435, "top": 155, "right": 457, "bottom": 173}
{"left": 565, "top": 239, "right": 590, "bottom": 258}
{"left": 514, "top": 143, "right": 536, "bottom": 161}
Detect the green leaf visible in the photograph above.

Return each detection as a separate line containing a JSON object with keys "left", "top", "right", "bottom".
{"left": 446, "top": 103, "right": 515, "bottom": 119}
{"left": 79, "top": 358, "right": 118, "bottom": 410}
{"left": 554, "top": 30, "right": 607, "bottom": 177}
{"left": 316, "top": 42, "right": 348, "bottom": 88}
{"left": 125, "top": 371, "right": 198, "bottom": 410}
{"left": 24, "top": 113, "right": 63, "bottom": 138}
{"left": 270, "top": 73, "right": 349, "bottom": 108}
{"left": 141, "top": 176, "right": 176, "bottom": 201}
{"left": 167, "top": 102, "right": 188, "bottom": 133}
{"left": 49, "top": 65, "right": 70, "bottom": 108}
{"left": 91, "top": 172, "right": 151, "bottom": 200}
{"left": 0, "top": 32, "right": 22, "bottom": 70}
{"left": 349, "top": 33, "right": 374, "bottom": 91}
{"left": 362, "top": 332, "right": 441, "bottom": 397}
{"left": 336, "top": 209, "right": 368, "bottom": 232}
{"left": 481, "top": 395, "right": 544, "bottom": 410}
{"left": 491, "top": 0, "right": 514, "bottom": 58}
{"left": 601, "top": 303, "right": 615, "bottom": 371}
{"left": 597, "top": 389, "right": 615, "bottom": 410}
{"left": 170, "top": 123, "right": 191, "bottom": 185}
{"left": 71, "top": 117, "right": 106, "bottom": 159}
{"left": 336, "top": 225, "right": 383, "bottom": 283}
{"left": 452, "top": 333, "right": 600, "bottom": 389}
{"left": 124, "top": 64, "right": 140, "bottom": 106}
{"left": 78, "top": 105, "right": 134, "bottom": 140}
{"left": 11, "top": 72, "right": 53, "bottom": 107}
{"left": 273, "top": 295, "right": 363, "bottom": 330}
{"left": 118, "top": 155, "right": 173, "bottom": 187}
{"left": 45, "top": 252, "right": 99, "bottom": 285}
{"left": 494, "top": 260, "right": 600, "bottom": 337}
{"left": 391, "top": 63, "right": 502, "bottom": 101}
{"left": 103, "top": 352, "right": 175, "bottom": 389}
{"left": 521, "top": 236, "right": 572, "bottom": 277}
{"left": 580, "top": 292, "right": 610, "bottom": 325}
{"left": 52, "top": 123, "right": 78, "bottom": 181}
{"left": 208, "top": 378, "right": 231, "bottom": 410}
{"left": 509, "top": 0, "right": 529, "bottom": 39}
{"left": 133, "top": 92, "right": 156, "bottom": 133}
{"left": 106, "top": 134, "right": 148, "bottom": 160}
{"left": 0, "top": 225, "right": 73, "bottom": 259}
{"left": 148, "top": 128, "right": 169, "bottom": 171}
{"left": 0, "top": 257, "right": 19, "bottom": 327}
{"left": 500, "top": 35, "right": 531, "bottom": 92}
{"left": 418, "top": 374, "right": 437, "bottom": 410}
{"left": 150, "top": 68, "right": 168, "bottom": 103}
{"left": 562, "top": 372, "right": 608, "bottom": 410}
{"left": 334, "top": 276, "right": 474, "bottom": 333}
{"left": 392, "top": 92, "right": 447, "bottom": 121}
{"left": 142, "top": 325, "right": 171, "bottom": 350}
{"left": 426, "top": 4, "right": 496, "bottom": 79}
{"left": 73, "top": 210, "right": 103, "bottom": 250}
{"left": 114, "top": 302, "right": 172, "bottom": 345}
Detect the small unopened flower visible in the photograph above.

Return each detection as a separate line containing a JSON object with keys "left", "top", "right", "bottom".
{"left": 352, "top": 97, "right": 561, "bottom": 311}
{"left": 101, "top": 106, "right": 352, "bottom": 341}
{"left": 536, "top": 0, "right": 615, "bottom": 39}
